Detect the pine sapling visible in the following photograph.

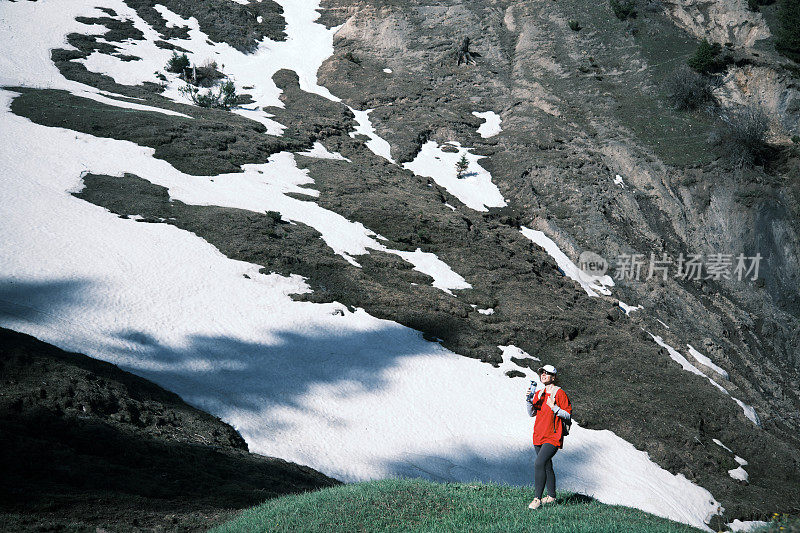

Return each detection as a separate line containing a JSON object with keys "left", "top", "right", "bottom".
{"left": 456, "top": 154, "right": 469, "bottom": 179}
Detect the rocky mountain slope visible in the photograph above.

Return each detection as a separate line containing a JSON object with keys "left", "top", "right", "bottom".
{"left": 1, "top": 0, "right": 799, "bottom": 529}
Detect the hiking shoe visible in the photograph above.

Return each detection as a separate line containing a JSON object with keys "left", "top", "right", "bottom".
{"left": 541, "top": 495, "right": 556, "bottom": 505}
{"left": 528, "top": 498, "right": 542, "bottom": 510}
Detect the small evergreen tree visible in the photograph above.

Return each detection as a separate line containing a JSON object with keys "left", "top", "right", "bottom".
{"left": 776, "top": 0, "right": 800, "bottom": 62}
{"left": 178, "top": 78, "right": 238, "bottom": 110}
{"left": 455, "top": 154, "right": 469, "bottom": 178}
{"left": 166, "top": 52, "right": 190, "bottom": 74}
{"left": 220, "top": 80, "right": 237, "bottom": 108}
{"left": 687, "top": 39, "right": 723, "bottom": 74}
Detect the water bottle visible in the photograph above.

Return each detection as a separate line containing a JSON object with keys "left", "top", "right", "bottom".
{"left": 526, "top": 380, "right": 537, "bottom": 402}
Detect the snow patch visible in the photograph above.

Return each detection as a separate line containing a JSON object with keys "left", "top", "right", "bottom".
{"left": 348, "top": 107, "right": 395, "bottom": 163}
{"left": 649, "top": 333, "right": 724, "bottom": 384}
{"left": 727, "top": 466, "right": 748, "bottom": 482}
{"left": 618, "top": 300, "right": 642, "bottom": 315}
{"left": 404, "top": 141, "right": 506, "bottom": 212}
{"left": 727, "top": 520, "right": 769, "bottom": 532}
{"left": 297, "top": 141, "right": 351, "bottom": 161}
{"left": 520, "top": 227, "right": 615, "bottom": 297}
{"left": 687, "top": 344, "right": 728, "bottom": 379}
{"left": 499, "top": 345, "right": 533, "bottom": 359}
{"left": 712, "top": 439, "right": 733, "bottom": 453}
{"left": 477, "top": 308, "right": 494, "bottom": 315}
{"left": 613, "top": 174, "right": 625, "bottom": 188}
{"left": 713, "top": 439, "right": 749, "bottom": 480}
{"left": 233, "top": 107, "right": 286, "bottom": 135}
{"left": 391, "top": 248, "right": 472, "bottom": 295}
{"left": 472, "top": 111, "right": 502, "bottom": 138}
{"left": 383, "top": 68, "right": 392, "bottom": 73}
{"left": 495, "top": 347, "right": 529, "bottom": 377}
{"left": 499, "top": 344, "right": 539, "bottom": 362}
{"left": 733, "top": 398, "right": 760, "bottom": 426}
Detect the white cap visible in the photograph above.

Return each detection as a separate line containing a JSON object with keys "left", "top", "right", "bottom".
{"left": 537, "top": 364, "right": 557, "bottom": 375}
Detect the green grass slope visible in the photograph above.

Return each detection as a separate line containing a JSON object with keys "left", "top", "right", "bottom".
{"left": 212, "top": 478, "right": 705, "bottom": 533}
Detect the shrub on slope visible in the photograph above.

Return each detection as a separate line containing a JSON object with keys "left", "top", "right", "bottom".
{"left": 775, "top": 0, "right": 800, "bottom": 62}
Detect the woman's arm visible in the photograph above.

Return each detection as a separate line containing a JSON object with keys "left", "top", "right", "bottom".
{"left": 552, "top": 389, "right": 572, "bottom": 421}
{"left": 551, "top": 405, "right": 571, "bottom": 421}
{"left": 526, "top": 389, "right": 543, "bottom": 417}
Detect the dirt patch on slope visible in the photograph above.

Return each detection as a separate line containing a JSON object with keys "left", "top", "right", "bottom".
{"left": 10, "top": 88, "right": 312, "bottom": 175}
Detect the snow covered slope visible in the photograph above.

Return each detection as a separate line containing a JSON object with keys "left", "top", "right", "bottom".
{"left": 0, "top": 83, "right": 719, "bottom": 529}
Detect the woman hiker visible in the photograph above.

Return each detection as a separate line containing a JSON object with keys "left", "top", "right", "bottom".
{"left": 525, "top": 364, "right": 572, "bottom": 510}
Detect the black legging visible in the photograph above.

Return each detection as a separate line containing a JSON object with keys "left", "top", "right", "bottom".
{"left": 534, "top": 443, "right": 558, "bottom": 499}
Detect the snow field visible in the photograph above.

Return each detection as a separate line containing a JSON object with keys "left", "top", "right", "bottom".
{"left": 0, "top": 0, "right": 189, "bottom": 118}
{"left": 1, "top": 86, "right": 467, "bottom": 292}
{"left": 98, "top": 0, "right": 337, "bottom": 109}
{"left": 403, "top": 141, "right": 507, "bottom": 212}
{"left": 30, "top": 0, "right": 339, "bottom": 127}
{"left": 226, "top": 346, "right": 719, "bottom": 532}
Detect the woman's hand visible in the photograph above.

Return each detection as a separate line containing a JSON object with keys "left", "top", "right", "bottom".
{"left": 545, "top": 391, "right": 557, "bottom": 410}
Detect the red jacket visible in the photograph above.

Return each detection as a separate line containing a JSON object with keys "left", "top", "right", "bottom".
{"left": 531, "top": 386, "right": 572, "bottom": 448}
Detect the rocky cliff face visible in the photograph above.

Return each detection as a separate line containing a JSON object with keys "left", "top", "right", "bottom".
{"left": 661, "top": 0, "right": 770, "bottom": 47}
